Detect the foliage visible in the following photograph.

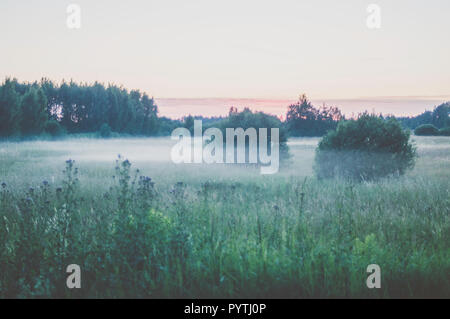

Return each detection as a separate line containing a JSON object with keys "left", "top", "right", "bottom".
{"left": 414, "top": 124, "right": 440, "bottom": 136}
{"left": 157, "top": 117, "right": 182, "bottom": 136}
{"left": 398, "top": 102, "right": 450, "bottom": 130}
{"left": 286, "top": 94, "right": 344, "bottom": 137}
{"left": 183, "top": 115, "right": 195, "bottom": 134}
{"left": 99, "top": 123, "right": 112, "bottom": 138}
{"left": 0, "top": 157, "right": 191, "bottom": 298}
{"left": 216, "top": 107, "right": 291, "bottom": 163}
{"left": 439, "top": 126, "right": 450, "bottom": 136}
{"left": 0, "top": 153, "right": 448, "bottom": 298}
{"left": 2, "top": 78, "right": 449, "bottom": 141}
{"left": 314, "top": 113, "right": 417, "bottom": 181}
{"left": 0, "top": 78, "right": 160, "bottom": 138}
{"left": 20, "top": 87, "right": 48, "bottom": 136}
{"left": 0, "top": 78, "right": 21, "bottom": 137}
{"left": 44, "top": 120, "right": 66, "bottom": 137}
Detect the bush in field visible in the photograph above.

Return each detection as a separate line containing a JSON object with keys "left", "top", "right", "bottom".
{"left": 99, "top": 123, "right": 112, "bottom": 138}
{"left": 217, "top": 107, "right": 291, "bottom": 163}
{"left": 439, "top": 127, "right": 450, "bottom": 136}
{"left": 314, "top": 113, "right": 417, "bottom": 181}
{"left": 414, "top": 124, "right": 439, "bottom": 136}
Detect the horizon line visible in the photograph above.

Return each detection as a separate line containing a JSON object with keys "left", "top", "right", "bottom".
{"left": 155, "top": 96, "right": 450, "bottom": 120}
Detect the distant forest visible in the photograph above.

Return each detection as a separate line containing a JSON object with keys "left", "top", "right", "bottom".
{"left": 396, "top": 102, "right": 450, "bottom": 130}
{"left": 0, "top": 78, "right": 449, "bottom": 139}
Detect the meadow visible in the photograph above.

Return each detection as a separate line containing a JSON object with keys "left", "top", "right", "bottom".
{"left": 0, "top": 136, "right": 449, "bottom": 298}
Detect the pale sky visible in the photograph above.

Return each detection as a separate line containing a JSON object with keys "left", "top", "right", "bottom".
{"left": 1, "top": 0, "right": 449, "bottom": 118}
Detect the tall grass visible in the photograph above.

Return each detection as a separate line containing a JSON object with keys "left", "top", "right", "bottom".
{"left": 0, "top": 137, "right": 449, "bottom": 298}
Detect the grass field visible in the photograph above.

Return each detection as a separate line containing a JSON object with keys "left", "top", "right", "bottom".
{"left": 0, "top": 136, "right": 449, "bottom": 298}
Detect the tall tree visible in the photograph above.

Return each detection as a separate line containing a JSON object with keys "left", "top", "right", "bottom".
{"left": 20, "top": 88, "right": 48, "bottom": 136}
{"left": 0, "top": 78, "right": 21, "bottom": 137}
{"left": 286, "top": 94, "right": 344, "bottom": 137}
{"left": 286, "top": 94, "right": 317, "bottom": 136}
{"left": 141, "top": 93, "right": 158, "bottom": 135}
{"left": 40, "top": 78, "right": 59, "bottom": 120}
{"left": 432, "top": 103, "right": 450, "bottom": 128}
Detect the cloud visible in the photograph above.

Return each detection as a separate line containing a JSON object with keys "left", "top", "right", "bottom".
{"left": 155, "top": 96, "right": 450, "bottom": 119}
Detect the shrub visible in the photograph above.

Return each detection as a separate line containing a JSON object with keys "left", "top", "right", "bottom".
{"left": 314, "top": 113, "right": 417, "bottom": 181}
{"left": 99, "top": 123, "right": 112, "bottom": 138}
{"left": 217, "top": 107, "right": 291, "bottom": 163}
{"left": 44, "top": 120, "right": 65, "bottom": 137}
{"left": 414, "top": 124, "right": 439, "bottom": 136}
{"left": 439, "top": 127, "right": 450, "bottom": 136}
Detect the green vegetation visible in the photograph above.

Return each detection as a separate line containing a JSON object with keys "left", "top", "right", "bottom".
{"left": 0, "top": 136, "right": 448, "bottom": 298}
{"left": 398, "top": 102, "right": 450, "bottom": 130}
{"left": 0, "top": 78, "right": 160, "bottom": 138}
{"left": 314, "top": 114, "right": 417, "bottom": 181}
{"left": 413, "top": 124, "right": 450, "bottom": 137}
{"left": 99, "top": 123, "right": 112, "bottom": 138}
{"left": 286, "top": 94, "right": 344, "bottom": 137}
{"left": 44, "top": 120, "right": 66, "bottom": 138}
{"left": 0, "top": 78, "right": 449, "bottom": 298}
{"left": 1, "top": 78, "right": 449, "bottom": 140}
{"left": 439, "top": 127, "right": 450, "bottom": 136}
{"left": 415, "top": 124, "right": 440, "bottom": 136}
{"left": 215, "top": 107, "right": 290, "bottom": 163}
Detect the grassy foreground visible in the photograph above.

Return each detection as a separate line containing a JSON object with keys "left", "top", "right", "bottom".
{"left": 0, "top": 136, "right": 449, "bottom": 298}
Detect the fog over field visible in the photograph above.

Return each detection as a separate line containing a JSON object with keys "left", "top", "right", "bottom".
{"left": 0, "top": 136, "right": 320, "bottom": 188}
{"left": 1, "top": 136, "right": 449, "bottom": 189}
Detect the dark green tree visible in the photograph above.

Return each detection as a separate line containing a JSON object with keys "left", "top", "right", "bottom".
{"left": 286, "top": 94, "right": 344, "bottom": 136}
{"left": 217, "top": 107, "right": 290, "bottom": 163}
{"left": 183, "top": 115, "right": 195, "bottom": 134}
{"left": 0, "top": 77, "right": 171, "bottom": 138}
{"left": 432, "top": 103, "right": 450, "bottom": 128}
{"left": 0, "top": 78, "right": 21, "bottom": 137}
{"left": 20, "top": 88, "right": 48, "bottom": 136}
{"left": 141, "top": 93, "right": 158, "bottom": 135}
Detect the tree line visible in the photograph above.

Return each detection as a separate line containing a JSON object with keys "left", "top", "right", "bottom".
{"left": 1, "top": 78, "right": 448, "bottom": 139}
{"left": 285, "top": 94, "right": 345, "bottom": 137}
{"left": 0, "top": 78, "right": 345, "bottom": 139}
{"left": 397, "top": 102, "right": 450, "bottom": 130}
{"left": 0, "top": 78, "right": 162, "bottom": 138}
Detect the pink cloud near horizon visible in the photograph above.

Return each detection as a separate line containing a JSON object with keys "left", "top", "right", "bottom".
{"left": 155, "top": 96, "right": 450, "bottom": 120}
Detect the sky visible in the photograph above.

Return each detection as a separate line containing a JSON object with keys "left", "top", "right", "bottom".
{"left": 0, "top": 0, "right": 449, "bottom": 118}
